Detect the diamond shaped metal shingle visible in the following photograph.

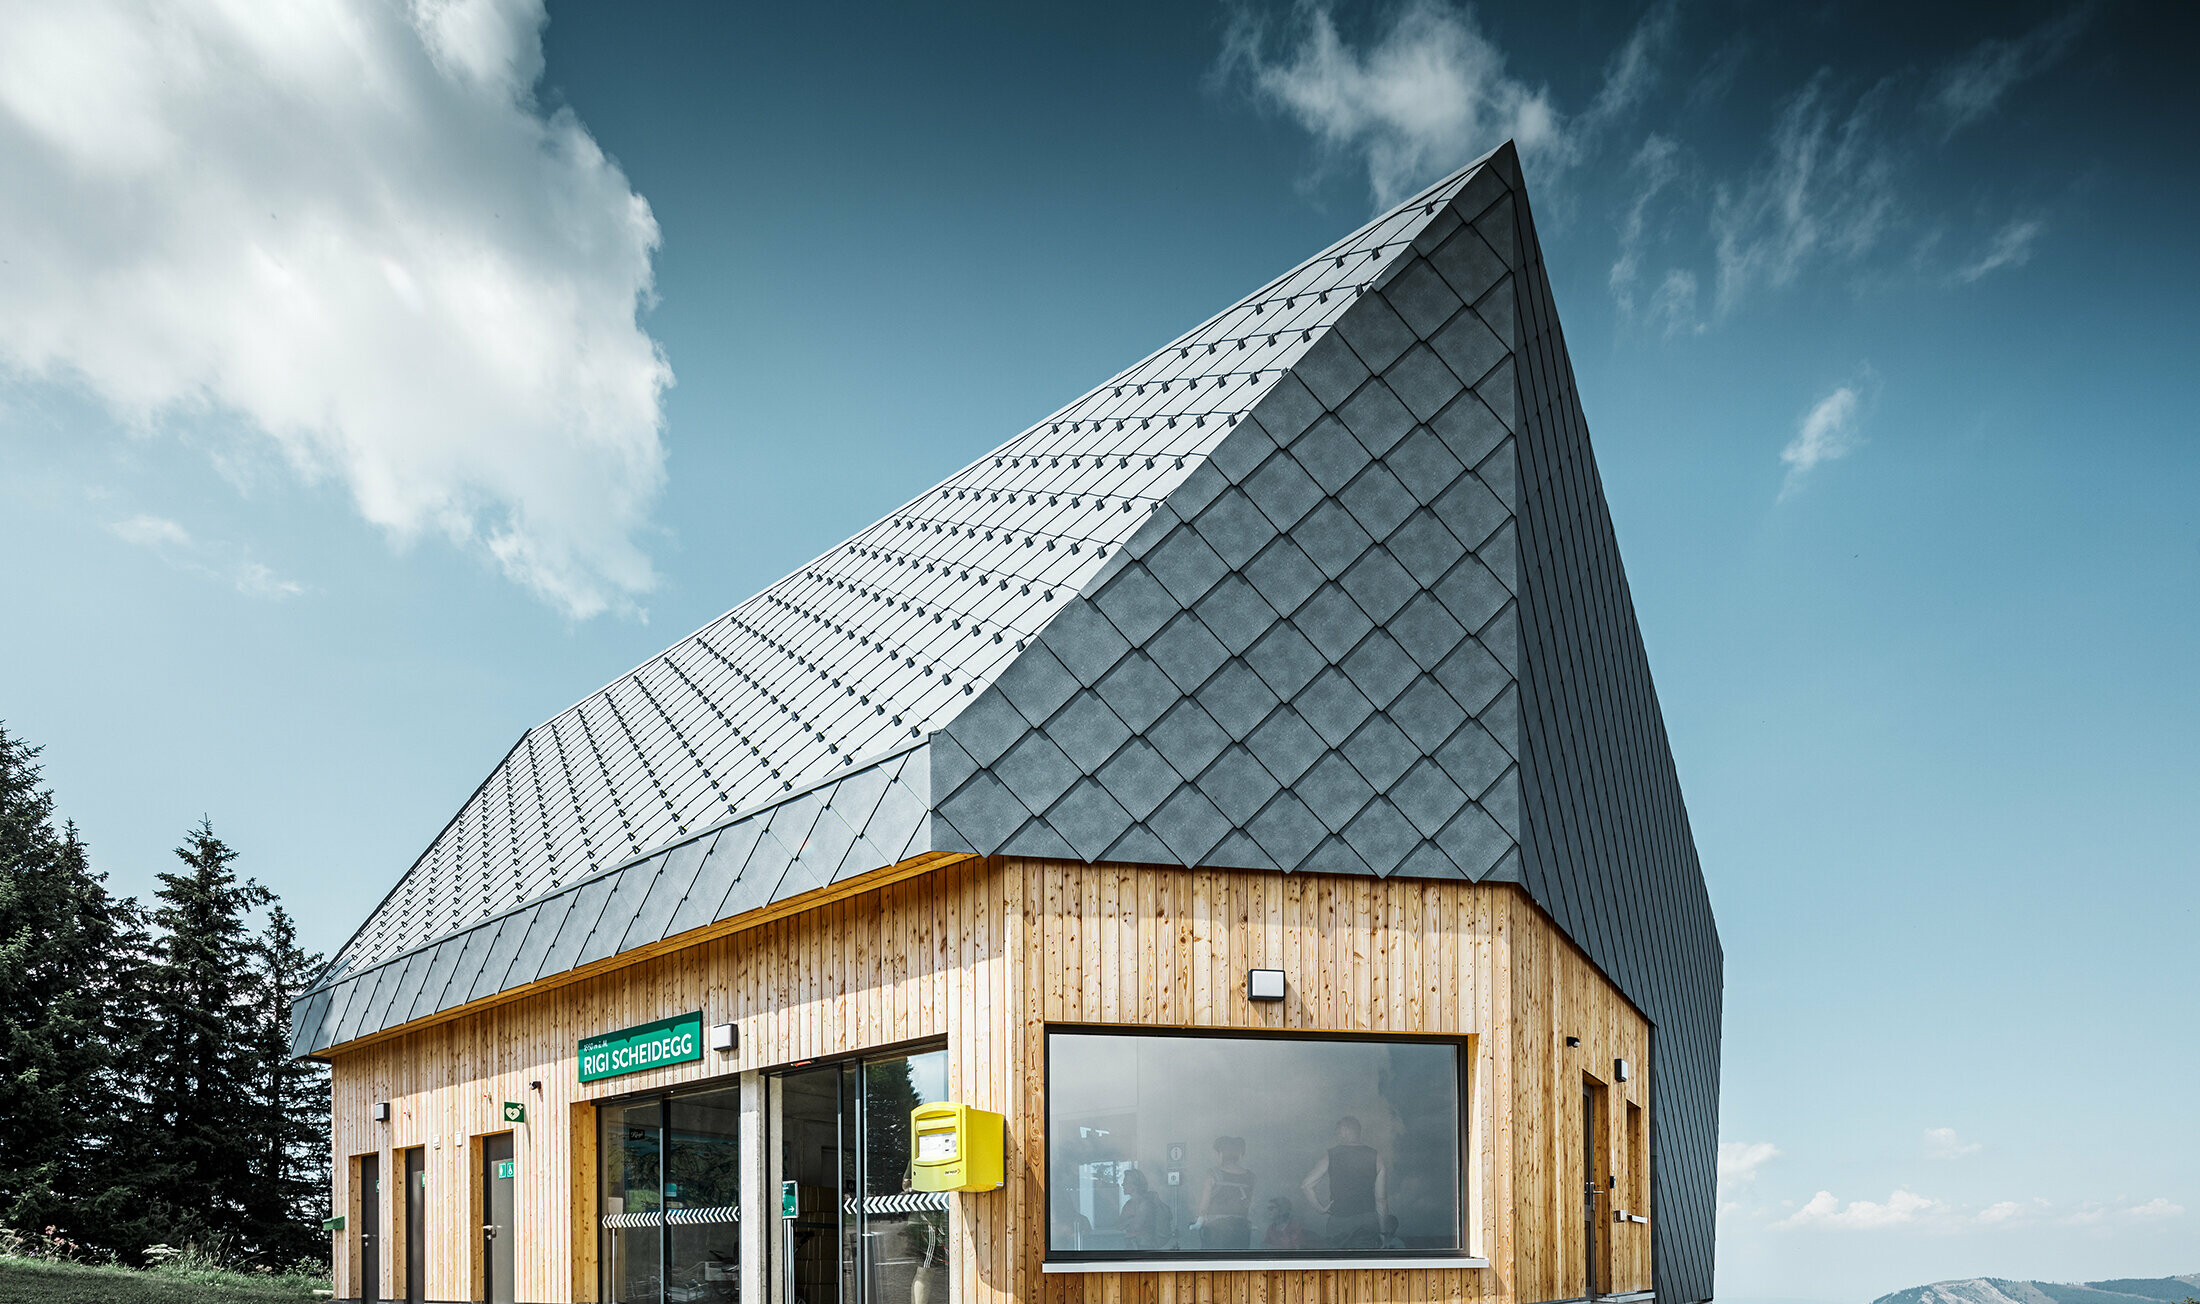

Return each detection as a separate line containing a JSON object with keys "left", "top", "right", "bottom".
{"left": 1435, "top": 719, "right": 1511, "bottom": 797}
{"left": 1244, "top": 705, "right": 1325, "bottom": 785}
{"left": 1242, "top": 451, "right": 1324, "bottom": 531}
{"left": 1334, "top": 293, "right": 1415, "bottom": 373}
{"left": 1433, "top": 555, "right": 1510, "bottom": 634}
{"left": 1393, "top": 674, "right": 1468, "bottom": 750}
{"left": 1381, "top": 258, "right": 1465, "bottom": 338}
{"left": 1336, "top": 379, "right": 1416, "bottom": 457}
{"left": 1206, "top": 420, "right": 1277, "bottom": 485}
{"left": 1145, "top": 698, "right": 1231, "bottom": 778}
{"left": 1244, "top": 623, "right": 1325, "bottom": 701}
{"left": 1339, "top": 547, "right": 1417, "bottom": 625}
{"left": 1387, "top": 510, "right": 1467, "bottom": 588}
{"left": 993, "top": 640, "right": 1079, "bottom": 725}
{"left": 1293, "top": 331, "right": 1371, "bottom": 410}
{"left": 1293, "top": 501, "right": 1375, "bottom": 579}
{"left": 1481, "top": 604, "right": 1520, "bottom": 676}
{"left": 1479, "top": 684, "right": 1521, "bottom": 759}
{"left": 1434, "top": 803, "right": 1510, "bottom": 879}
{"left": 944, "top": 688, "right": 1030, "bottom": 767}
{"left": 1298, "top": 751, "right": 1376, "bottom": 831}
{"left": 1091, "top": 562, "right": 1179, "bottom": 646}
{"left": 1391, "top": 757, "right": 1469, "bottom": 836}
{"left": 1095, "top": 738, "right": 1183, "bottom": 820}
{"left": 1147, "top": 783, "right": 1231, "bottom": 863}
{"left": 1038, "top": 599, "right": 1131, "bottom": 686}
{"left": 1475, "top": 439, "right": 1517, "bottom": 509}
{"left": 1094, "top": 650, "right": 1178, "bottom": 733}
{"left": 1192, "top": 576, "right": 1278, "bottom": 657}
{"left": 1195, "top": 487, "right": 1281, "bottom": 570}
{"left": 1388, "top": 592, "right": 1466, "bottom": 670}
{"left": 1294, "top": 666, "right": 1376, "bottom": 747}
{"left": 1290, "top": 414, "right": 1372, "bottom": 495}
{"left": 1431, "top": 308, "right": 1507, "bottom": 390}
{"left": 1249, "top": 373, "right": 1324, "bottom": 445}
{"left": 1473, "top": 275, "right": 1518, "bottom": 350}
{"left": 1341, "top": 798, "right": 1421, "bottom": 875}
{"left": 1247, "top": 792, "right": 1328, "bottom": 871}
{"left": 1477, "top": 764, "right": 1520, "bottom": 837}
{"left": 1198, "top": 744, "right": 1283, "bottom": 825}
{"left": 1206, "top": 829, "right": 1279, "bottom": 873}
{"left": 1145, "top": 525, "right": 1229, "bottom": 606}
{"left": 1434, "top": 474, "right": 1509, "bottom": 552}
{"left": 1431, "top": 390, "right": 1510, "bottom": 470}
{"left": 1384, "top": 342, "right": 1467, "bottom": 423}
{"left": 1002, "top": 816, "right": 1077, "bottom": 862}
{"left": 1474, "top": 357, "right": 1518, "bottom": 433}
{"left": 1101, "top": 824, "right": 1175, "bottom": 867}
{"left": 1339, "top": 464, "right": 1417, "bottom": 541}
{"left": 1195, "top": 660, "right": 1281, "bottom": 741}
{"left": 1341, "top": 715, "right": 1417, "bottom": 791}
{"left": 1242, "top": 536, "right": 1324, "bottom": 617}
{"left": 1046, "top": 689, "right": 1134, "bottom": 774}
{"left": 1478, "top": 519, "right": 1520, "bottom": 594}
{"left": 1294, "top": 582, "right": 1375, "bottom": 662}
{"left": 1429, "top": 225, "right": 1507, "bottom": 304}
{"left": 1302, "top": 833, "right": 1374, "bottom": 877}
{"left": 1341, "top": 631, "right": 1418, "bottom": 709}
{"left": 1388, "top": 428, "right": 1466, "bottom": 505}
{"left": 1045, "top": 779, "right": 1135, "bottom": 862}
{"left": 995, "top": 732, "right": 1081, "bottom": 813}
{"left": 1147, "top": 612, "right": 1231, "bottom": 693}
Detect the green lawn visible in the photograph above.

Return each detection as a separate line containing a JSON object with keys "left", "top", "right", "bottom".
{"left": 0, "top": 1257, "right": 328, "bottom": 1303}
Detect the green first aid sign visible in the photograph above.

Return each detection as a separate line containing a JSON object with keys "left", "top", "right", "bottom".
{"left": 578, "top": 1011, "right": 704, "bottom": 1083}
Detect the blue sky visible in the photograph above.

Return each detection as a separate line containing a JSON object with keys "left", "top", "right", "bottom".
{"left": 2, "top": 2, "right": 2195, "bottom": 1298}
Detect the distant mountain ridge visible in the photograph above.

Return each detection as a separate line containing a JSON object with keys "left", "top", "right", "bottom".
{"left": 1873, "top": 1274, "right": 2200, "bottom": 1304}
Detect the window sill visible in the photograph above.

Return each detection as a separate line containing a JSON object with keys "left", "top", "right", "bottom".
{"left": 1042, "top": 1257, "right": 1491, "bottom": 1274}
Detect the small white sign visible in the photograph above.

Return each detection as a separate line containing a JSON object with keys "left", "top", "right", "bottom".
{"left": 917, "top": 1131, "right": 956, "bottom": 1161}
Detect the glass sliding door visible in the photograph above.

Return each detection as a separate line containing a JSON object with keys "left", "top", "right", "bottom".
{"left": 601, "top": 1083, "right": 742, "bottom": 1304}
{"left": 771, "top": 1047, "right": 952, "bottom": 1304}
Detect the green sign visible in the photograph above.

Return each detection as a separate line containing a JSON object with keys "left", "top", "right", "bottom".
{"left": 496, "top": 1160, "right": 515, "bottom": 1180}
{"left": 322, "top": 1215, "right": 346, "bottom": 1232}
{"left": 578, "top": 1011, "right": 704, "bottom": 1083}
{"left": 502, "top": 1101, "right": 526, "bottom": 1124}
{"left": 780, "top": 1180, "right": 798, "bottom": 1218}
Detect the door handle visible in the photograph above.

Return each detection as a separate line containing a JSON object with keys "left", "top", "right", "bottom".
{"left": 482, "top": 1224, "right": 499, "bottom": 1238}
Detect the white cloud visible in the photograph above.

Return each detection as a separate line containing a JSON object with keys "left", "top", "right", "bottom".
{"left": 1923, "top": 1126, "right": 1984, "bottom": 1159}
{"left": 107, "top": 514, "right": 305, "bottom": 600}
{"left": 1976, "top": 1200, "right": 2025, "bottom": 1225}
{"left": 1611, "top": 134, "right": 1681, "bottom": 312}
{"left": 1778, "top": 380, "right": 1867, "bottom": 499}
{"left": 1719, "top": 1140, "right": 1782, "bottom": 1193}
{"left": 0, "top": 0, "right": 671, "bottom": 619}
{"left": 1778, "top": 1187, "right": 1946, "bottom": 1230}
{"left": 1956, "top": 218, "right": 2045, "bottom": 283}
{"left": 1929, "top": 7, "right": 2094, "bottom": 139}
{"left": 2121, "top": 1197, "right": 2184, "bottom": 1221}
{"left": 1711, "top": 74, "right": 1898, "bottom": 314}
{"left": 1217, "top": 1, "right": 1672, "bottom": 208}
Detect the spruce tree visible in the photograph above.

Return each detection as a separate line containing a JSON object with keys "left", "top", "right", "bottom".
{"left": 135, "top": 818, "right": 271, "bottom": 1253}
{"left": 0, "top": 725, "right": 138, "bottom": 1247}
{"left": 243, "top": 903, "right": 329, "bottom": 1264}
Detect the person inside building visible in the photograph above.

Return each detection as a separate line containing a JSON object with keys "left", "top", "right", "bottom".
{"left": 1258, "top": 1196, "right": 1307, "bottom": 1250}
{"left": 1117, "top": 1166, "right": 1164, "bottom": 1251}
{"left": 1195, "top": 1135, "right": 1255, "bottom": 1250}
{"left": 1300, "top": 1116, "right": 1386, "bottom": 1250}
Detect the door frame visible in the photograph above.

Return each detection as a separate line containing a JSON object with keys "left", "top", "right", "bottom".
{"left": 352, "top": 1152, "right": 379, "bottom": 1304}
{"left": 396, "top": 1146, "right": 424, "bottom": 1304}
{"left": 471, "top": 1130, "right": 516, "bottom": 1304}
{"left": 1583, "top": 1073, "right": 1612, "bottom": 1299}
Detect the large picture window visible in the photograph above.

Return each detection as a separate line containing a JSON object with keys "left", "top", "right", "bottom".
{"left": 1046, "top": 1030, "right": 1466, "bottom": 1262}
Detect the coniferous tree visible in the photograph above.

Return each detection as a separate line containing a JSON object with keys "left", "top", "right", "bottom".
{"left": 243, "top": 903, "right": 330, "bottom": 1264}
{"left": 134, "top": 818, "right": 271, "bottom": 1252}
{"left": 0, "top": 725, "right": 139, "bottom": 1246}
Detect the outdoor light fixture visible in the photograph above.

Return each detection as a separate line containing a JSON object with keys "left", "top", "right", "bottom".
{"left": 1565, "top": 1036, "right": 1581, "bottom": 1048}
{"left": 709, "top": 1022, "right": 738, "bottom": 1052}
{"left": 373, "top": 1102, "right": 390, "bottom": 1122}
{"left": 1615, "top": 1058, "right": 1630, "bottom": 1082}
{"left": 1247, "top": 968, "right": 1285, "bottom": 1002}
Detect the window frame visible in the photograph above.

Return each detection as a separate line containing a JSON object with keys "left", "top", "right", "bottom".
{"left": 1040, "top": 1023, "right": 1477, "bottom": 1269}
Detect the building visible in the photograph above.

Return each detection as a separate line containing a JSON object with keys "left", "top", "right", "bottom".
{"left": 293, "top": 141, "right": 1722, "bottom": 1304}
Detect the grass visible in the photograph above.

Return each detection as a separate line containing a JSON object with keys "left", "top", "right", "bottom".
{"left": 0, "top": 1256, "right": 329, "bottom": 1303}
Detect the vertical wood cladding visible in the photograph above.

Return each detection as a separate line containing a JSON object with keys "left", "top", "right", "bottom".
{"left": 328, "top": 857, "right": 1649, "bottom": 1304}
{"left": 1498, "top": 150, "right": 1724, "bottom": 1303}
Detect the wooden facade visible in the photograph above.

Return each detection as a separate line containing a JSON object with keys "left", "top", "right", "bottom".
{"left": 326, "top": 854, "right": 1653, "bottom": 1304}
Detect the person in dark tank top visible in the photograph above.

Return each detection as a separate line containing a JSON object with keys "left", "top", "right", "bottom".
{"left": 1300, "top": 1116, "right": 1387, "bottom": 1250}
{"left": 1196, "top": 1135, "right": 1255, "bottom": 1250}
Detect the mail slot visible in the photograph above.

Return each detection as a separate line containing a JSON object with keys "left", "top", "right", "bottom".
{"left": 909, "top": 1102, "right": 1004, "bottom": 1192}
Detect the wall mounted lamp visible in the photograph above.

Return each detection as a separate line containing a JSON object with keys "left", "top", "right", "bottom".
{"left": 1615, "top": 1058, "right": 1630, "bottom": 1082}
{"left": 1247, "top": 969, "right": 1285, "bottom": 1003}
{"left": 1565, "top": 1036, "right": 1581, "bottom": 1048}
{"left": 710, "top": 1022, "right": 739, "bottom": 1053}
{"left": 373, "top": 1101, "right": 390, "bottom": 1122}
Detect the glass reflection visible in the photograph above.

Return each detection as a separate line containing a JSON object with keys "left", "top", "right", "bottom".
{"left": 1046, "top": 1032, "right": 1463, "bottom": 1258}
{"left": 602, "top": 1100, "right": 665, "bottom": 1303}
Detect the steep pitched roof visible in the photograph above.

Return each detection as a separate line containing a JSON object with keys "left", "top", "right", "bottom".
{"left": 321, "top": 155, "right": 1496, "bottom": 982}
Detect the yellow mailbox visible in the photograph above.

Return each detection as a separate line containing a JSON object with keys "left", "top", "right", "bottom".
{"left": 909, "top": 1102, "right": 1004, "bottom": 1192}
